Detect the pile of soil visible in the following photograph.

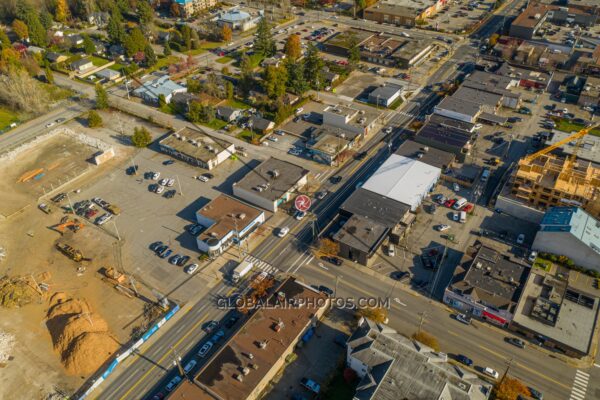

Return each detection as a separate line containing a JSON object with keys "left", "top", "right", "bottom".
{"left": 0, "top": 276, "right": 39, "bottom": 308}
{"left": 46, "top": 292, "right": 119, "bottom": 376}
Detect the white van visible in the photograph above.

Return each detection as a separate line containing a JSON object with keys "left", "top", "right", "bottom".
{"left": 388, "top": 244, "right": 395, "bottom": 257}
{"left": 460, "top": 211, "right": 466, "bottom": 223}
{"left": 453, "top": 198, "right": 467, "bottom": 210}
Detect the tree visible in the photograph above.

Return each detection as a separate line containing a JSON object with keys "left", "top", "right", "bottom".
{"left": 284, "top": 34, "right": 301, "bottom": 60}
{"left": 254, "top": 17, "right": 276, "bottom": 57}
{"left": 158, "top": 94, "right": 169, "bottom": 113}
{"left": 45, "top": 66, "right": 54, "bottom": 84}
{"left": 239, "top": 52, "right": 254, "bottom": 97}
{"left": 131, "top": 126, "right": 152, "bottom": 147}
{"left": 186, "top": 53, "right": 195, "bottom": 68}
{"left": 263, "top": 65, "right": 287, "bottom": 100}
{"left": 319, "top": 238, "right": 340, "bottom": 255}
{"left": 356, "top": 307, "right": 388, "bottom": 324}
{"left": 87, "top": 110, "right": 103, "bottom": 127}
{"left": 221, "top": 24, "right": 232, "bottom": 43}
{"left": 163, "top": 42, "right": 172, "bottom": 56}
{"left": 55, "top": 0, "right": 70, "bottom": 23}
{"left": 137, "top": 0, "right": 154, "bottom": 26}
{"left": 0, "top": 29, "right": 10, "bottom": 49}
{"left": 12, "top": 19, "right": 28, "bottom": 40}
{"left": 190, "top": 29, "right": 200, "bottom": 49}
{"left": 170, "top": 2, "right": 180, "bottom": 17}
{"left": 286, "top": 59, "right": 309, "bottom": 95}
{"left": 348, "top": 33, "right": 361, "bottom": 69}
{"left": 95, "top": 84, "right": 109, "bottom": 109}
{"left": 225, "top": 81, "right": 233, "bottom": 100}
{"left": 18, "top": 5, "right": 48, "bottom": 46}
{"left": 304, "top": 43, "right": 323, "bottom": 89}
{"left": 489, "top": 33, "right": 500, "bottom": 47}
{"left": 83, "top": 34, "right": 95, "bottom": 55}
{"left": 412, "top": 331, "right": 440, "bottom": 352}
{"left": 123, "top": 28, "right": 147, "bottom": 57}
{"left": 181, "top": 25, "right": 192, "bottom": 50}
{"left": 0, "top": 68, "right": 48, "bottom": 114}
{"left": 494, "top": 377, "right": 530, "bottom": 400}
{"left": 144, "top": 44, "right": 157, "bottom": 67}
{"left": 39, "top": 10, "right": 53, "bottom": 30}
{"left": 107, "top": 8, "right": 126, "bottom": 44}
{"left": 187, "top": 102, "right": 215, "bottom": 123}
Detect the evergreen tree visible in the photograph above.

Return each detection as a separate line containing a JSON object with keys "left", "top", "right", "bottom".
{"left": 88, "top": 110, "right": 103, "bottom": 127}
{"left": 39, "top": 10, "right": 53, "bottom": 30}
{"left": 286, "top": 59, "right": 309, "bottom": 95}
{"left": 107, "top": 8, "right": 126, "bottom": 44}
{"left": 137, "top": 0, "right": 154, "bottom": 26}
{"left": 163, "top": 42, "right": 172, "bottom": 56}
{"left": 83, "top": 34, "right": 95, "bottom": 55}
{"left": 95, "top": 84, "right": 109, "bottom": 109}
{"left": 304, "top": 43, "right": 323, "bottom": 89}
{"left": 18, "top": 6, "right": 48, "bottom": 46}
{"left": 263, "top": 65, "right": 287, "bottom": 100}
{"left": 254, "top": 18, "right": 276, "bottom": 58}
{"left": 144, "top": 44, "right": 157, "bottom": 66}
{"left": 123, "top": 28, "right": 147, "bottom": 57}
{"left": 239, "top": 52, "right": 254, "bottom": 97}
{"left": 45, "top": 66, "right": 54, "bottom": 84}
{"left": 131, "top": 126, "right": 152, "bottom": 147}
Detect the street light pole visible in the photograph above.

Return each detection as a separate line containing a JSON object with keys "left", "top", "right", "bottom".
{"left": 334, "top": 274, "right": 343, "bottom": 297}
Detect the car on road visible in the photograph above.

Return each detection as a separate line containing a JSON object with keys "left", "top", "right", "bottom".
{"left": 224, "top": 315, "right": 240, "bottom": 329}
{"left": 318, "top": 285, "right": 334, "bottom": 297}
{"left": 165, "top": 376, "right": 182, "bottom": 392}
{"left": 436, "top": 224, "right": 450, "bottom": 232}
{"left": 526, "top": 387, "right": 543, "bottom": 400}
{"left": 317, "top": 191, "right": 328, "bottom": 200}
{"left": 355, "top": 151, "right": 368, "bottom": 160}
{"left": 330, "top": 175, "right": 342, "bottom": 184}
{"left": 453, "top": 183, "right": 460, "bottom": 192}
{"left": 516, "top": 233, "right": 525, "bottom": 244}
{"left": 275, "top": 130, "right": 285, "bottom": 136}
{"left": 528, "top": 251, "right": 538, "bottom": 263}
{"left": 300, "top": 377, "right": 321, "bottom": 394}
{"left": 454, "top": 313, "right": 471, "bottom": 325}
{"left": 456, "top": 354, "right": 473, "bottom": 367}
{"left": 505, "top": 337, "right": 525, "bottom": 348}
{"left": 483, "top": 367, "right": 499, "bottom": 379}
{"left": 163, "top": 159, "right": 175, "bottom": 165}
{"left": 204, "top": 320, "right": 219, "bottom": 333}
{"left": 267, "top": 135, "right": 278, "bottom": 142}
{"left": 391, "top": 271, "right": 410, "bottom": 281}
{"left": 277, "top": 226, "right": 289, "bottom": 238}
{"left": 45, "top": 122, "right": 56, "bottom": 128}
{"left": 183, "top": 360, "right": 197, "bottom": 373}
{"left": 55, "top": 118, "right": 66, "bottom": 123}
{"left": 294, "top": 211, "right": 306, "bottom": 220}
{"left": 185, "top": 263, "right": 199, "bottom": 274}
{"left": 197, "top": 342, "right": 213, "bottom": 358}
{"left": 384, "top": 126, "right": 393, "bottom": 134}
{"left": 321, "top": 256, "right": 342, "bottom": 266}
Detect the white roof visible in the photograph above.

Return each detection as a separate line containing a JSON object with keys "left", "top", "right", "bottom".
{"left": 362, "top": 154, "right": 440, "bottom": 209}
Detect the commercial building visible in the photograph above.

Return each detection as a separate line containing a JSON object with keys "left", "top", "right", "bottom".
{"left": 546, "top": 131, "right": 600, "bottom": 164}
{"left": 347, "top": 318, "right": 493, "bottom": 400}
{"left": 363, "top": 0, "right": 448, "bottom": 27}
{"left": 170, "top": 277, "right": 328, "bottom": 400}
{"left": 158, "top": 127, "right": 235, "bottom": 170}
{"left": 532, "top": 207, "right": 600, "bottom": 272}
{"left": 444, "top": 244, "right": 530, "bottom": 327}
{"left": 510, "top": 270, "right": 599, "bottom": 358}
{"left": 434, "top": 86, "right": 503, "bottom": 124}
{"left": 232, "top": 157, "right": 309, "bottom": 212}
{"left": 195, "top": 194, "right": 265, "bottom": 256}
{"left": 132, "top": 75, "right": 187, "bottom": 105}
{"left": 394, "top": 140, "right": 455, "bottom": 170}
{"left": 362, "top": 154, "right": 441, "bottom": 212}
{"left": 577, "top": 76, "right": 600, "bottom": 107}
{"left": 509, "top": 3, "right": 597, "bottom": 40}
{"left": 510, "top": 154, "right": 600, "bottom": 219}
{"left": 217, "top": 9, "right": 261, "bottom": 31}
{"left": 173, "top": 0, "right": 217, "bottom": 18}
{"left": 414, "top": 117, "right": 476, "bottom": 163}
{"left": 322, "top": 104, "right": 380, "bottom": 138}
{"left": 368, "top": 82, "right": 404, "bottom": 107}
{"left": 462, "top": 70, "right": 521, "bottom": 109}
{"left": 306, "top": 128, "right": 351, "bottom": 165}
{"left": 496, "top": 63, "right": 552, "bottom": 90}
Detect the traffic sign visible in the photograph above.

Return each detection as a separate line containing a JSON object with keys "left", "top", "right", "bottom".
{"left": 294, "top": 195, "right": 311, "bottom": 212}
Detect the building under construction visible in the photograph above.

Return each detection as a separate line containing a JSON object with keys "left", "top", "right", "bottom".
{"left": 510, "top": 154, "right": 600, "bottom": 219}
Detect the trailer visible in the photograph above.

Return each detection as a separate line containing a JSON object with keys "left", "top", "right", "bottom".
{"left": 231, "top": 260, "right": 254, "bottom": 283}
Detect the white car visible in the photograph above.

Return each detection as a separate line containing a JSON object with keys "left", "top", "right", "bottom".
{"left": 528, "top": 251, "right": 538, "bottom": 263}
{"left": 453, "top": 183, "right": 460, "bottom": 192}
{"left": 295, "top": 107, "right": 304, "bottom": 115}
{"left": 167, "top": 178, "right": 175, "bottom": 187}
{"left": 277, "top": 226, "right": 290, "bottom": 238}
{"left": 96, "top": 213, "right": 112, "bottom": 225}
{"left": 45, "top": 122, "right": 56, "bottom": 128}
{"left": 473, "top": 123, "right": 483, "bottom": 130}
{"left": 483, "top": 367, "right": 499, "bottom": 380}
{"left": 437, "top": 224, "right": 450, "bottom": 232}
{"left": 197, "top": 175, "right": 209, "bottom": 182}
{"left": 159, "top": 178, "right": 168, "bottom": 186}
{"left": 516, "top": 233, "right": 525, "bottom": 244}
{"left": 152, "top": 172, "right": 160, "bottom": 180}
{"left": 384, "top": 127, "right": 393, "bottom": 134}
{"left": 275, "top": 130, "right": 285, "bottom": 136}
{"left": 185, "top": 263, "right": 199, "bottom": 274}
{"left": 155, "top": 185, "right": 164, "bottom": 194}
{"left": 268, "top": 136, "right": 278, "bottom": 142}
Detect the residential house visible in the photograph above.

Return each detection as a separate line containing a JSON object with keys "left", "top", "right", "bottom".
{"left": 132, "top": 75, "right": 187, "bottom": 104}
{"left": 216, "top": 106, "right": 242, "bottom": 122}
{"left": 69, "top": 58, "right": 94, "bottom": 73}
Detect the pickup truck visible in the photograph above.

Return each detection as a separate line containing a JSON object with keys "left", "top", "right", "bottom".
{"left": 106, "top": 204, "right": 121, "bottom": 215}
{"left": 38, "top": 203, "right": 52, "bottom": 214}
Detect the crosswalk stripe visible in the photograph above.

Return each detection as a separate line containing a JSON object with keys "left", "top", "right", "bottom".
{"left": 570, "top": 394, "right": 585, "bottom": 400}
{"left": 572, "top": 385, "right": 587, "bottom": 393}
{"left": 574, "top": 378, "right": 589, "bottom": 386}
{"left": 576, "top": 370, "right": 590, "bottom": 378}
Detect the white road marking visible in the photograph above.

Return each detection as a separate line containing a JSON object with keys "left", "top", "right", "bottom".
{"left": 292, "top": 254, "right": 313, "bottom": 274}
{"left": 286, "top": 251, "right": 308, "bottom": 273}
{"left": 318, "top": 262, "right": 329, "bottom": 271}
{"left": 394, "top": 298, "right": 407, "bottom": 306}
{"left": 594, "top": 363, "right": 600, "bottom": 368}
{"left": 569, "top": 370, "right": 589, "bottom": 400}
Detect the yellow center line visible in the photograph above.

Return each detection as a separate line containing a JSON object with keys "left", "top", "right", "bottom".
{"left": 114, "top": 312, "right": 209, "bottom": 400}
{"left": 476, "top": 345, "right": 571, "bottom": 390}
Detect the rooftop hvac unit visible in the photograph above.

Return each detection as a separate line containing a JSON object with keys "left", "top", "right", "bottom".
{"left": 210, "top": 232, "right": 218, "bottom": 238}
{"left": 475, "top": 262, "right": 483, "bottom": 269}
{"left": 212, "top": 148, "right": 218, "bottom": 153}
{"left": 237, "top": 213, "right": 246, "bottom": 220}
{"left": 250, "top": 363, "right": 259, "bottom": 370}
{"left": 422, "top": 146, "right": 429, "bottom": 152}
{"left": 271, "top": 169, "right": 280, "bottom": 178}
{"left": 179, "top": 136, "right": 186, "bottom": 141}
{"left": 235, "top": 374, "right": 244, "bottom": 382}
{"left": 174, "top": 133, "right": 180, "bottom": 138}
{"left": 246, "top": 352, "right": 254, "bottom": 359}
{"left": 258, "top": 341, "right": 267, "bottom": 349}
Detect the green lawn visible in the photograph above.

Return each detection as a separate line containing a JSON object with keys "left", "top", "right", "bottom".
{"left": 555, "top": 119, "right": 600, "bottom": 136}
{"left": 147, "top": 55, "right": 181, "bottom": 73}
{"left": 0, "top": 107, "right": 19, "bottom": 131}
{"left": 233, "top": 53, "right": 264, "bottom": 69}
{"left": 226, "top": 99, "right": 251, "bottom": 110}
{"left": 185, "top": 48, "right": 207, "bottom": 56}
{"left": 199, "top": 41, "right": 224, "bottom": 50}
{"left": 201, "top": 118, "right": 228, "bottom": 130}
{"left": 42, "top": 83, "right": 74, "bottom": 102}
{"left": 216, "top": 56, "right": 233, "bottom": 64}
{"left": 90, "top": 56, "right": 110, "bottom": 67}
{"left": 108, "top": 63, "right": 126, "bottom": 71}
{"left": 237, "top": 129, "right": 263, "bottom": 143}
{"left": 388, "top": 97, "right": 404, "bottom": 110}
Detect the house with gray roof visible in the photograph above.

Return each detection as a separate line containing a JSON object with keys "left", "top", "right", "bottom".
{"left": 216, "top": 106, "right": 242, "bottom": 122}
{"left": 69, "top": 58, "right": 94, "bottom": 73}
{"left": 132, "top": 75, "right": 187, "bottom": 105}
{"left": 95, "top": 68, "right": 121, "bottom": 82}
{"left": 347, "top": 318, "right": 493, "bottom": 400}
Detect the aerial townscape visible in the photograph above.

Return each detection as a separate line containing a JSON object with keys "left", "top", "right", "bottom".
{"left": 1, "top": 0, "right": 600, "bottom": 399}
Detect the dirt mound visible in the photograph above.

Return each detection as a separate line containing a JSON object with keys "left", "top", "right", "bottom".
{"left": 46, "top": 292, "right": 119, "bottom": 376}
{"left": 0, "top": 276, "right": 39, "bottom": 308}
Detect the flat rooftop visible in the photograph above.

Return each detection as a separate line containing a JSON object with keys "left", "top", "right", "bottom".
{"left": 416, "top": 121, "right": 474, "bottom": 151}
{"left": 341, "top": 188, "right": 410, "bottom": 229}
{"left": 428, "top": 114, "right": 475, "bottom": 132}
{"left": 496, "top": 63, "right": 551, "bottom": 85}
{"left": 193, "top": 278, "right": 327, "bottom": 399}
{"left": 513, "top": 272, "right": 599, "bottom": 354}
{"left": 453, "top": 86, "right": 503, "bottom": 108}
{"left": 365, "top": 1, "right": 434, "bottom": 17}
{"left": 547, "top": 130, "right": 600, "bottom": 164}
{"left": 450, "top": 246, "right": 529, "bottom": 312}
{"left": 323, "top": 104, "right": 380, "bottom": 132}
{"left": 308, "top": 130, "right": 350, "bottom": 156}
{"left": 159, "top": 127, "right": 233, "bottom": 162}
{"left": 196, "top": 194, "right": 263, "bottom": 243}
{"left": 325, "top": 29, "right": 373, "bottom": 49}
{"left": 333, "top": 214, "right": 389, "bottom": 253}
{"left": 392, "top": 40, "right": 433, "bottom": 61}
{"left": 394, "top": 140, "right": 455, "bottom": 169}
{"left": 233, "top": 157, "right": 309, "bottom": 202}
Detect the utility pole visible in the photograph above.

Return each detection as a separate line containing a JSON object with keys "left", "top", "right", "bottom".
{"left": 334, "top": 274, "right": 343, "bottom": 297}
{"left": 500, "top": 357, "right": 514, "bottom": 385}
{"left": 65, "top": 192, "right": 75, "bottom": 215}
{"left": 112, "top": 219, "right": 121, "bottom": 241}
{"left": 171, "top": 346, "right": 184, "bottom": 377}
{"left": 417, "top": 311, "right": 427, "bottom": 333}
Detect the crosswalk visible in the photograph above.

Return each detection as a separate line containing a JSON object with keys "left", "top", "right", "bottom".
{"left": 569, "top": 370, "right": 589, "bottom": 400}
{"left": 388, "top": 111, "right": 416, "bottom": 125}
{"left": 244, "top": 254, "right": 280, "bottom": 276}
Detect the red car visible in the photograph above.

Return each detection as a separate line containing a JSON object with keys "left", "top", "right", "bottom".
{"left": 462, "top": 203, "right": 474, "bottom": 213}
{"left": 444, "top": 199, "right": 456, "bottom": 208}
{"left": 85, "top": 209, "right": 98, "bottom": 219}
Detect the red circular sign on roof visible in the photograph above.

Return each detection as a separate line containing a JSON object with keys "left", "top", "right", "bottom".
{"left": 294, "top": 195, "right": 312, "bottom": 212}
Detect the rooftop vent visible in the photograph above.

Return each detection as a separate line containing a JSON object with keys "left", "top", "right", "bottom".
{"left": 475, "top": 262, "right": 483, "bottom": 269}
{"left": 246, "top": 352, "right": 254, "bottom": 359}
{"left": 271, "top": 169, "right": 280, "bottom": 178}
{"left": 235, "top": 374, "right": 244, "bottom": 382}
{"left": 174, "top": 133, "right": 180, "bottom": 138}
{"left": 422, "top": 146, "right": 429, "bottom": 152}
{"left": 242, "top": 367, "right": 250, "bottom": 375}
{"left": 250, "top": 363, "right": 259, "bottom": 370}
{"left": 237, "top": 213, "right": 246, "bottom": 220}
{"left": 258, "top": 341, "right": 267, "bottom": 349}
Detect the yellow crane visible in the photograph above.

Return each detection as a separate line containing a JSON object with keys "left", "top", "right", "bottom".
{"left": 522, "top": 122, "right": 600, "bottom": 164}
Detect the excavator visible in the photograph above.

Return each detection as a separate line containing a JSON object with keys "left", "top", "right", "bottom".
{"left": 52, "top": 217, "right": 85, "bottom": 235}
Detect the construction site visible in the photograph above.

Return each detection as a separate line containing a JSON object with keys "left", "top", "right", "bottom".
{"left": 0, "top": 117, "right": 159, "bottom": 399}
{"left": 509, "top": 124, "right": 600, "bottom": 219}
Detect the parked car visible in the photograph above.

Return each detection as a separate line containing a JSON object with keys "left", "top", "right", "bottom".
{"left": 204, "top": 321, "right": 219, "bottom": 333}
{"left": 516, "top": 233, "right": 525, "bottom": 244}
{"left": 150, "top": 241, "right": 163, "bottom": 251}
{"left": 169, "top": 254, "right": 181, "bottom": 265}
{"left": 96, "top": 213, "right": 112, "bottom": 225}
{"left": 210, "top": 330, "right": 225, "bottom": 343}
{"left": 165, "top": 376, "right": 182, "bottom": 392}
{"left": 197, "top": 175, "right": 209, "bottom": 182}
{"left": 300, "top": 378, "right": 321, "bottom": 394}
{"left": 167, "top": 178, "right": 175, "bottom": 187}
{"left": 163, "top": 159, "right": 175, "bottom": 165}
{"left": 317, "top": 191, "right": 328, "bottom": 200}
{"left": 456, "top": 354, "right": 473, "bottom": 366}
{"left": 155, "top": 185, "right": 164, "bottom": 194}
{"left": 294, "top": 211, "right": 306, "bottom": 220}
{"left": 197, "top": 342, "right": 213, "bottom": 358}
{"left": 483, "top": 367, "right": 499, "bottom": 379}
{"left": 318, "top": 285, "right": 334, "bottom": 296}
{"left": 184, "top": 263, "right": 199, "bottom": 274}
{"left": 506, "top": 337, "right": 525, "bottom": 348}
{"left": 436, "top": 224, "right": 450, "bottom": 232}
{"left": 160, "top": 249, "right": 173, "bottom": 259}
{"left": 454, "top": 313, "right": 471, "bottom": 325}
{"left": 183, "top": 360, "right": 197, "bottom": 373}
{"left": 321, "top": 256, "right": 342, "bottom": 266}
{"left": 152, "top": 172, "right": 160, "bottom": 180}
{"left": 444, "top": 199, "right": 456, "bottom": 208}
{"left": 224, "top": 315, "right": 240, "bottom": 329}
{"left": 277, "top": 226, "right": 289, "bottom": 237}
{"left": 177, "top": 255, "right": 190, "bottom": 266}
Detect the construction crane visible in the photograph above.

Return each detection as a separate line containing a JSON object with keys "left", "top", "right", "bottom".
{"left": 522, "top": 122, "right": 600, "bottom": 164}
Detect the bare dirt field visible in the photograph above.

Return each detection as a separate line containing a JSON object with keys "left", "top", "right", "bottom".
{"left": 0, "top": 133, "right": 96, "bottom": 217}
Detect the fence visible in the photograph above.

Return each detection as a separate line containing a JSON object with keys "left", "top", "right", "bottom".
{"left": 78, "top": 303, "right": 180, "bottom": 400}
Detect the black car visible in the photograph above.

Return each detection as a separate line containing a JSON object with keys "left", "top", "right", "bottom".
{"left": 150, "top": 241, "right": 163, "bottom": 251}
{"left": 163, "top": 159, "right": 175, "bottom": 165}
{"left": 155, "top": 245, "right": 168, "bottom": 255}
{"left": 202, "top": 173, "right": 214, "bottom": 180}
{"left": 391, "top": 271, "right": 410, "bottom": 281}
{"left": 318, "top": 285, "right": 334, "bottom": 296}
{"left": 321, "top": 256, "right": 342, "bottom": 266}
{"left": 177, "top": 255, "right": 190, "bottom": 266}
{"left": 507, "top": 117, "right": 522, "bottom": 123}
{"left": 51, "top": 193, "right": 67, "bottom": 203}
{"left": 330, "top": 175, "right": 342, "bottom": 184}
{"left": 527, "top": 386, "right": 543, "bottom": 400}
{"left": 224, "top": 315, "right": 240, "bottom": 329}
{"left": 164, "top": 189, "right": 176, "bottom": 198}
{"left": 203, "top": 320, "right": 219, "bottom": 333}
{"left": 355, "top": 151, "right": 368, "bottom": 160}
{"left": 456, "top": 354, "right": 473, "bottom": 366}
{"left": 126, "top": 165, "right": 139, "bottom": 175}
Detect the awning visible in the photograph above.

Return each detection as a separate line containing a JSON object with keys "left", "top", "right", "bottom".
{"left": 482, "top": 310, "right": 507, "bottom": 325}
